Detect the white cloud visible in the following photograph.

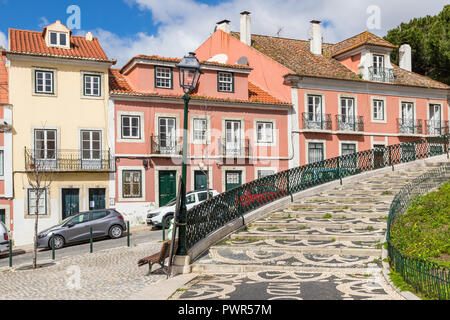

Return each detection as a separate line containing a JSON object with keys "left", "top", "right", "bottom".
{"left": 0, "top": 31, "right": 7, "bottom": 49}
{"left": 94, "top": 0, "right": 448, "bottom": 68}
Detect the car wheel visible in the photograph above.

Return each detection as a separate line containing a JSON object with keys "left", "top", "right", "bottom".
{"left": 109, "top": 225, "right": 123, "bottom": 239}
{"left": 163, "top": 214, "right": 173, "bottom": 229}
{"left": 50, "top": 235, "right": 65, "bottom": 250}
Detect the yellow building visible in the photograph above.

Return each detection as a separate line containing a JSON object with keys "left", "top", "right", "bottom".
{"left": 7, "top": 21, "right": 116, "bottom": 245}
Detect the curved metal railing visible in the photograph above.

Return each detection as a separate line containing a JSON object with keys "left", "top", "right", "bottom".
{"left": 186, "top": 135, "right": 449, "bottom": 251}
{"left": 387, "top": 164, "right": 450, "bottom": 300}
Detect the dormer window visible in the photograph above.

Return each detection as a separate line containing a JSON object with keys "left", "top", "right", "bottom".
{"left": 218, "top": 72, "right": 234, "bottom": 92}
{"left": 49, "top": 32, "right": 68, "bottom": 47}
{"left": 155, "top": 67, "right": 173, "bottom": 89}
{"left": 373, "top": 54, "right": 384, "bottom": 75}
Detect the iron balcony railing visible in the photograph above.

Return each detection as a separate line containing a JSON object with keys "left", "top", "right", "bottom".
{"left": 150, "top": 135, "right": 182, "bottom": 155}
{"left": 185, "top": 134, "right": 449, "bottom": 253}
{"left": 368, "top": 66, "right": 395, "bottom": 83}
{"left": 336, "top": 115, "right": 364, "bottom": 132}
{"left": 397, "top": 118, "right": 423, "bottom": 135}
{"left": 302, "top": 113, "right": 332, "bottom": 131}
{"left": 219, "top": 138, "right": 251, "bottom": 157}
{"left": 24, "top": 148, "right": 114, "bottom": 172}
{"left": 387, "top": 164, "right": 450, "bottom": 299}
{"left": 425, "top": 120, "right": 449, "bottom": 136}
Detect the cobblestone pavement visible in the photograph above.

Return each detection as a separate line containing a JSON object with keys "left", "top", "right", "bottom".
{"left": 171, "top": 161, "right": 448, "bottom": 300}
{"left": 0, "top": 242, "right": 165, "bottom": 300}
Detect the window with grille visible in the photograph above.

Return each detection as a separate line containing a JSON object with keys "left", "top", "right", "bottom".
{"left": 257, "top": 170, "right": 275, "bottom": 179}
{"left": 155, "top": 67, "right": 172, "bottom": 88}
{"left": 28, "top": 189, "right": 47, "bottom": 215}
{"left": 257, "top": 122, "right": 273, "bottom": 143}
{"left": 122, "top": 116, "right": 141, "bottom": 139}
{"left": 218, "top": 72, "right": 233, "bottom": 92}
{"left": 122, "top": 170, "right": 142, "bottom": 198}
{"left": 308, "top": 142, "right": 324, "bottom": 164}
{"left": 35, "top": 70, "right": 54, "bottom": 94}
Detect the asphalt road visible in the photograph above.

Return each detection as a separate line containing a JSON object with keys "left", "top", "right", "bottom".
{"left": 0, "top": 228, "right": 166, "bottom": 268}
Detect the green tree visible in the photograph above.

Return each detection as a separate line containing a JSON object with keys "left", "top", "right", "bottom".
{"left": 384, "top": 5, "right": 450, "bottom": 84}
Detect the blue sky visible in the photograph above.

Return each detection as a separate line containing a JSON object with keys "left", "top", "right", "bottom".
{"left": 0, "top": 0, "right": 447, "bottom": 67}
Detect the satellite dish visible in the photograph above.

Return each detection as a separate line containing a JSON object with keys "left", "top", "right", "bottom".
{"left": 207, "top": 53, "right": 228, "bottom": 64}
{"left": 236, "top": 56, "right": 249, "bottom": 66}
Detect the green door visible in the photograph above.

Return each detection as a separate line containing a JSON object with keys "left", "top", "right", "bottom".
{"left": 226, "top": 171, "right": 242, "bottom": 191}
{"left": 62, "top": 189, "right": 80, "bottom": 219}
{"left": 89, "top": 188, "right": 106, "bottom": 211}
{"left": 159, "top": 171, "right": 177, "bottom": 207}
{"left": 0, "top": 209, "right": 5, "bottom": 224}
{"left": 194, "top": 171, "right": 208, "bottom": 191}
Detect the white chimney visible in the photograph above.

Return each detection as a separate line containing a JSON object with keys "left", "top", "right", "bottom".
{"left": 240, "top": 11, "right": 251, "bottom": 46}
{"left": 216, "top": 20, "right": 231, "bottom": 34}
{"left": 309, "top": 20, "right": 322, "bottom": 55}
{"left": 85, "top": 31, "right": 93, "bottom": 41}
{"left": 399, "top": 44, "right": 412, "bottom": 72}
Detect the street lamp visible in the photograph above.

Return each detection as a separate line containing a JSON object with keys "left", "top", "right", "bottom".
{"left": 175, "top": 52, "right": 203, "bottom": 255}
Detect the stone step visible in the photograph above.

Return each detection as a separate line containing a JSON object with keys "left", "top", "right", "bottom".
{"left": 270, "top": 210, "right": 389, "bottom": 219}
{"left": 252, "top": 220, "right": 386, "bottom": 230}
{"left": 230, "top": 232, "right": 384, "bottom": 242}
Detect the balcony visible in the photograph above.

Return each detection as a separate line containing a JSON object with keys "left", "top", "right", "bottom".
{"left": 397, "top": 119, "right": 423, "bottom": 135}
{"left": 302, "top": 113, "right": 332, "bottom": 132}
{"left": 425, "top": 120, "right": 449, "bottom": 136}
{"left": 219, "top": 138, "right": 251, "bottom": 158}
{"left": 25, "top": 148, "right": 114, "bottom": 172}
{"left": 335, "top": 115, "right": 364, "bottom": 133}
{"left": 150, "top": 135, "right": 182, "bottom": 156}
{"left": 368, "top": 67, "right": 394, "bottom": 84}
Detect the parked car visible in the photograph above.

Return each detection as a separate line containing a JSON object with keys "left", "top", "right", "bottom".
{"left": 0, "top": 221, "right": 9, "bottom": 253}
{"left": 37, "top": 209, "right": 127, "bottom": 249}
{"left": 147, "top": 190, "right": 219, "bottom": 228}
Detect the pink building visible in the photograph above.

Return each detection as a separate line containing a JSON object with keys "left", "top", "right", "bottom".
{"left": 195, "top": 12, "right": 449, "bottom": 168}
{"left": 0, "top": 47, "right": 13, "bottom": 231}
{"left": 109, "top": 55, "right": 292, "bottom": 222}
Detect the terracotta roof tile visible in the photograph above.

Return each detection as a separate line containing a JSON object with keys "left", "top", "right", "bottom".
{"left": 8, "top": 29, "right": 115, "bottom": 63}
{"left": 230, "top": 31, "right": 448, "bottom": 90}
{"left": 109, "top": 69, "right": 290, "bottom": 106}
{"left": 121, "top": 54, "right": 252, "bottom": 74}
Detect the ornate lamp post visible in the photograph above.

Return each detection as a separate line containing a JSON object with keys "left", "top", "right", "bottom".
{"left": 175, "top": 52, "right": 203, "bottom": 255}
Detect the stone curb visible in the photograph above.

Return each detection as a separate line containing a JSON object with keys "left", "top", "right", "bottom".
{"left": 381, "top": 236, "right": 421, "bottom": 300}
{"left": 130, "top": 273, "right": 199, "bottom": 300}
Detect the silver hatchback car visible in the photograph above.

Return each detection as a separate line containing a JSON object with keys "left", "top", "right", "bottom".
{"left": 37, "top": 209, "right": 127, "bottom": 249}
{"left": 0, "top": 221, "right": 9, "bottom": 253}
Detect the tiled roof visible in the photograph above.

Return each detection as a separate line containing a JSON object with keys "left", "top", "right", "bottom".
{"left": 109, "top": 69, "right": 290, "bottom": 106}
{"left": 230, "top": 31, "right": 449, "bottom": 90}
{"left": 327, "top": 31, "right": 397, "bottom": 57}
{"left": 8, "top": 29, "right": 115, "bottom": 63}
{"left": 121, "top": 54, "right": 252, "bottom": 74}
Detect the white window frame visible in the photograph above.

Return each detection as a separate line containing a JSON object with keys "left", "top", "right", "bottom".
{"left": 0, "top": 150, "right": 3, "bottom": 177}
{"left": 255, "top": 167, "right": 277, "bottom": 180}
{"left": 27, "top": 188, "right": 47, "bottom": 215}
{"left": 83, "top": 74, "right": 101, "bottom": 97}
{"left": 117, "top": 111, "right": 145, "bottom": 143}
{"left": 155, "top": 67, "right": 173, "bottom": 89}
{"left": 256, "top": 121, "right": 274, "bottom": 144}
{"left": 193, "top": 118, "right": 208, "bottom": 142}
{"left": 118, "top": 167, "right": 146, "bottom": 202}
{"left": 371, "top": 97, "right": 387, "bottom": 123}
{"left": 49, "top": 31, "right": 68, "bottom": 48}
{"left": 121, "top": 115, "right": 141, "bottom": 140}
{"left": 35, "top": 70, "right": 54, "bottom": 94}
{"left": 305, "top": 139, "right": 327, "bottom": 165}
{"left": 218, "top": 72, "right": 234, "bottom": 93}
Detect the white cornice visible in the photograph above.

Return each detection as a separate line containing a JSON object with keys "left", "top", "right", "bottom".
{"left": 6, "top": 53, "right": 114, "bottom": 68}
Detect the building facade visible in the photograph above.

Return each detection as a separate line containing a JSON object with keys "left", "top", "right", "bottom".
{"left": 195, "top": 12, "right": 449, "bottom": 169}
{"left": 7, "top": 21, "right": 116, "bottom": 245}
{"left": 0, "top": 47, "right": 13, "bottom": 232}
{"left": 109, "top": 55, "right": 292, "bottom": 224}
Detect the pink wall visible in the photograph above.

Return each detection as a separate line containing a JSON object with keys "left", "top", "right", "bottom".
{"left": 195, "top": 30, "right": 292, "bottom": 103}
{"left": 337, "top": 53, "right": 361, "bottom": 73}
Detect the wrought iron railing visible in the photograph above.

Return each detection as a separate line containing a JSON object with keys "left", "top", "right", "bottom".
{"left": 150, "top": 135, "right": 182, "bottom": 155}
{"left": 336, "top": 115, "right": 364, "bottom": 132}
{"left": 24, "top": 148, "right": 114, "bottom": 172}
{"left": 426, "top": 120, "right": 449, "bottom": 136}
{"left": 219, "top": 138, "right": 251, "bottom": 157}
{"left": 185, "top": 134, "right": 449, "bottom": 251}
{"left": 387, "top": 164, "right": 450, "bottom": 299}
{"left": 368, "top": 66, "right": 394, "bottom": 83}
{"left": 397, "top": 118, "right": 423, "bottom": 135}
{"left": 302, "top": 113, "right": 332, "bottom": 131}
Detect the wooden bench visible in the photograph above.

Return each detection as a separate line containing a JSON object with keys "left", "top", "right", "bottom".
{"left": 138, "top": 239, "right": 178, "bottom": 275}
